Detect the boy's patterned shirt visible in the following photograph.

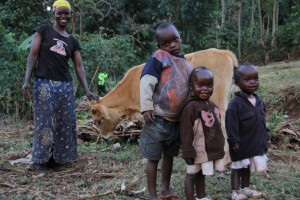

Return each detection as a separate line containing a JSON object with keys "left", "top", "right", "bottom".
{"left": 140, "top": 49, "right": 193, "bottom": 118}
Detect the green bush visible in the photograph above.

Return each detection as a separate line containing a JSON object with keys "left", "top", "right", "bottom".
{"left": 0, "top": 25, "right": 31, "bottom": 117}
{"left": 267, "top": 111, "right": 284, "bottom": 138}
{"left": 0, "top": 30, "right": 144, "bottom": 117}
{"left": 72, "top": 33, "right": 144, "bottom": 97}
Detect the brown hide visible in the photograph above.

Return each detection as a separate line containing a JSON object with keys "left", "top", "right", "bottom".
{"left": 90, "top": 64, "right": 144, "bottom": 136}
{"left": 90, "top": 48, "right": 237, "bottom": 162}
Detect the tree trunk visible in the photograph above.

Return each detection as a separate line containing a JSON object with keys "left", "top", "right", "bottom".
{"left": 221, "top": 0, "right": 226, "bottom": 29}
{"left": 70, "top": 12, "right": 76, "bottom": 34}
{"left": 271, "top": 0, "right": 278, "bottom": 47}
{"left": 176, "top": 0, "right": 183, "bottom": 38}
{"left": 250, "top": 0, "right": 255, "bottom": 37}
{"left": 177, "top": 0, "right": 181, "bottom": 26}
{"left": 258, "top": 0, "right": 264, "bottom": 48}
{"left": 276, "top": 1, "right": 279, "bottom": 31}
{"left": 216, "top": 18, "right": 220, "bottom": 48}
{"left": 258, "top": 0, "right": 271, "bottom": 64}
{"left": 267, "top": 10, "right": 270, "bottom": 38}
{"left": 80, "top": 14, "right": 82, "bottom": 36}
{"left": 237, "top": 0, "right": 243, "bottom": 60}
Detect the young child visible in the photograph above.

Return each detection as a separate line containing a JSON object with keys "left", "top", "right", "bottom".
{"left": 139, "top": 22, "right": 193, "bottom": 200}
{"left": 225, "top": 64, "right": 268, "bottom": 200}
{"left": 180, "top": 67, "right": 225, "bottom": 200}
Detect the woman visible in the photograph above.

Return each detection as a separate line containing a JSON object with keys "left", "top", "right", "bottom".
{"left": 22, "top": 0, "right": 98, "bottom": 173}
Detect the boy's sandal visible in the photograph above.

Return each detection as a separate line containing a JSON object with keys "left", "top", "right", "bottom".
{"left": 231, "top": 191, "right": 248, "bottom": 200}
{"left": 159, "top": 194, "right": 180, "bottom": 200}
{"left": 241, "top": 187, "right": 263, "bottom": 198}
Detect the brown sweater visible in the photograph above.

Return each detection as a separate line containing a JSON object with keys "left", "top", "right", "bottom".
{"left": 180, "top": 99, "right": 225, "bottom": 163}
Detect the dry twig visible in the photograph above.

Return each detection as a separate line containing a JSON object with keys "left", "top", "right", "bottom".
{"left": 75, "top": 190, "right": 116, "bottom": 199}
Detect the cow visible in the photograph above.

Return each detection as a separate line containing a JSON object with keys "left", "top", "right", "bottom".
{"left": 90, "top": 48, "right": 238, "bottom": 163}
{"left": 90, "top": 63, "right": 144, "bottom": 137}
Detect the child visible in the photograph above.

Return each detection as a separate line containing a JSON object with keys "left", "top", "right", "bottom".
{"left": 180, "top": 67, "right": 225, "bottom": 200}
{"left": 139, "top": 22, "right": 193, "bottom": 200}
{"left": 225, "top": 64, "right": 268, "bottom": 200}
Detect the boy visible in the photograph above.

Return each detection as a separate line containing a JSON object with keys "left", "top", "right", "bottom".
{"left": 139, "top": 22, "right": 193, "bottom": 200}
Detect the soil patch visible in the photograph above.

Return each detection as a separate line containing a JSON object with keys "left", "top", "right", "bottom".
{"left": 267, "top": 86, "right": 300, "bottom": 120}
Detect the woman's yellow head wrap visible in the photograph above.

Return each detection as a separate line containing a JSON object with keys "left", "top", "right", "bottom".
{"left": 53, "top": 0, "right": 71, "bottom": 11}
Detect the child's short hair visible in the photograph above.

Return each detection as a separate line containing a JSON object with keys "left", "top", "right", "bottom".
{"left": 189, "top": 66, "right": 212, "bottom": 85}
{"left": 155, "top": 22, "right": 177, "bottom": 42}
{"left": 188, "top": 66, "right": 212, "bottom": 98}
{"left": 233, "top": 63, "right": 257, "bottom": 84}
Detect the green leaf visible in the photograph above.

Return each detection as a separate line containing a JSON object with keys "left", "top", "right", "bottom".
{"left": 18, "top": 34, "right": 33, "bottom": 51}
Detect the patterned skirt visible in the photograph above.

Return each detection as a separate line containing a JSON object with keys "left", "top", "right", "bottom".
{"left": 32, "top": 77, "right": 77, "bottom": 164}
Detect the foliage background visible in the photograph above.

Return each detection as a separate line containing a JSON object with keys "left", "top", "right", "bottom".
{"left": 0, "top": 0, "right": 300, "bottom": 117}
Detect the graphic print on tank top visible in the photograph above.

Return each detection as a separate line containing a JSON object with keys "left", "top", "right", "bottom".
{"left": 50, "top": 38, "right": 67, "bottom": 56}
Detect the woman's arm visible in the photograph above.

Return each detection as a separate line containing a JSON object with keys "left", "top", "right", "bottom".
{"left": 73, "top": 50, "right": 98, "bottom": 100}
{"left": 22, "top": 32, "right": 42, "bottom": 97}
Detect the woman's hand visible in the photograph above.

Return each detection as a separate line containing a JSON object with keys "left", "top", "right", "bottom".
{"left": 22, "top": 81, "right": 30, "bottom": 98}
{"left": 85, "top": 91, "right": 99, "bottom": 101}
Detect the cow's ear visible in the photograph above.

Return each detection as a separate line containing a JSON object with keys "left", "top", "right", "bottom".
{"left": 91, "top": 109, "right": 99, "bottom": 116}
{"left": 90, "top": 104, "right": 100, "bottom": 116}
{"left": 99, "top": 105, "right": 110, "bottom": 120}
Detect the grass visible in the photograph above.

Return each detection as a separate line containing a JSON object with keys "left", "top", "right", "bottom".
{"left": 1, "top": 134, "right": 299, "bottom": 199}
{"left": 0, "top": 60, "right": 300, "bottom": 199}
{"left": 257, "top": 61, "right": 300, "bottom": 112}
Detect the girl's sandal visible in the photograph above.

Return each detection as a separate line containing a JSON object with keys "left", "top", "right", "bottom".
{"left": 231, "top": 191, "right": 248, "bottom": 200}
{"left": 241, "top": 187, "right": 263, "bottom": 198}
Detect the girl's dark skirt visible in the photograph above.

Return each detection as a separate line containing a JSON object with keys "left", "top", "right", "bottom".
{"left": 32, "top": 77, "right": 77, "bottom": 164}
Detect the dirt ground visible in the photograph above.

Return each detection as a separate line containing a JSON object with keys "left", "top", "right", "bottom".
{"left": 1, "top": 61, "right": 300, "bottom": 199}
{"left": 0, "top": 127, "right": 149, "bottom": 199}
{"left": 0, "top": 103, "right": 299, "bottom": 200}
{"left": 269, "top": 86, "right": 300, "bottom": 120}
